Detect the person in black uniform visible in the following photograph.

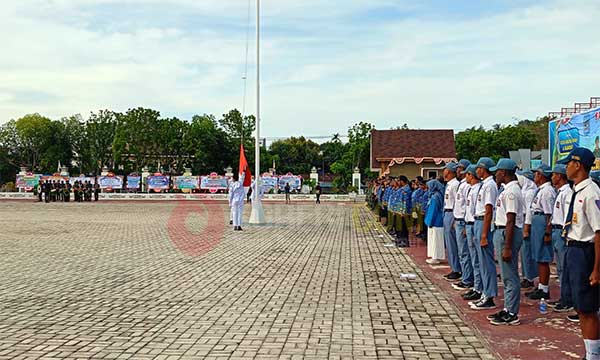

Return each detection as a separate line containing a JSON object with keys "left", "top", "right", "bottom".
{"left": 94, "top": 182, "right": 100, "bottom": 201}
{"left": 315, "top": 183, "right": 322, "bottom": 204}
{"left": 36, "top": 180, "right": 43, "bottom": 202}
{"left": 44, "top": 180, "right": 50, "bottom": 203}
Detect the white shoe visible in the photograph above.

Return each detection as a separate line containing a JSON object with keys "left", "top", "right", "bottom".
{"left": 426, "top": 258, "right": 441, "bottom": 265}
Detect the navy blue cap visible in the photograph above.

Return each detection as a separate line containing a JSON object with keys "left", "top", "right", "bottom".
{"left": 476, "top": 157, "right": 495, "bottom": 171}
{"left": 457, "top": 159, "right": 471, "bottom": 169}
{"left": 490, "top": 158, "right": 518, "bottom": 172}
{"left": 552, "top": 164, "right": 567, "bottom": 175}
{"left": 535, "top": 164, "right": 552, "bottom": 177}
{"left": 557, "top": 147, "right": 596, "bottom": 168}
{"left": 465, "top": 164, "right": 478, "bottom": 177}
{"left": 444, "top": 162, "right": 458, "bottom": 173}
{"left": 517, "top": 169, "right": 534, "bottom": 180}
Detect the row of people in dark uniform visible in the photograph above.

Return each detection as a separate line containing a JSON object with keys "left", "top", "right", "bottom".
{"left": 35, "top": 180, "right": 100, "bottom": 203}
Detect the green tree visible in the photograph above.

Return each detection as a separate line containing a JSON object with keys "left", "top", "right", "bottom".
{"left": 0, "top": 120, "right": 21, "bottom": 183}
{"left": 14, "top": 114, "right": 54, "bottom": 172}
{"left": 268, "top": 136, "right": 321, "bottom": 174}
{"left": 113, "top": 107, "right": 161, "bottom": 172}
{"left": 185, "top": 114, "right": 232, "bottom": 174}
{"left": 85, "top": 110, "right": 117, "bottom": 175}
{"left": 330, "top": 122, "right": 375, "bottom": 190}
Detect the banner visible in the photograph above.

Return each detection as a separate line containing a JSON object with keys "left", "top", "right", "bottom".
{"left": 278, "top": 174, "right": 302, "bottom": 190}
{"left": 549, "top": 106, "right": 600, "bottom": 168}
{"left": 41, "top": 175, "right": 69, "bottom": 183}
{"left": 200, "top": 173, "right": 228, "bottom": 193}
{"left": 173, "top": 176, "right": 199, "bottom": 190}
{"left": 69, "top": 176, "right": 95, "bottom": 185}
{"left": 147, "top": 176, "right": 170, "bottom": 190}
{"left": 16, "top": 174, "right": 42, "bottom": 190}
{"left": 126, "top": 176, "right": 141, "bottom": 189}
{"left": 98, "top": 176, "right": 124, "bottom": 190}
{"left": 260, "top": 176, "right": 278, "bottom": 193}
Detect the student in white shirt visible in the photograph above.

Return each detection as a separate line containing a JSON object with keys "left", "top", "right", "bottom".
{"left": 488, "top": 159, "right": 524, "bottom": 325}
{"left": 558, "top": 147, "right": 600, "bottom": 360}
{"left": 517, "top": 169, "right": 538, "bottom": 289}
{"left": 443, "top": 163, "right": 462, "bottom": 281}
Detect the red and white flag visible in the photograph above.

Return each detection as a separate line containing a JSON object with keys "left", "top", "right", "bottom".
{"left": 239, "top": 144, "right": 252, "bottom": 187}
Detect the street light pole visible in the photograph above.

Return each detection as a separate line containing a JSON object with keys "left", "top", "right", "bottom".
{"left": 249, "top": 0, "right": 265, "bottom": 224}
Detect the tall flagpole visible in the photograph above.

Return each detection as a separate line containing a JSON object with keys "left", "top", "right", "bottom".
{"left": 250, "top": 0, "right": 265, "bottom": 224}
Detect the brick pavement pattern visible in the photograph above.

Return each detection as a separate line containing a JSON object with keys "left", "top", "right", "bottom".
{"left": 0, "top": 201, "right": 497, "bottom": 360}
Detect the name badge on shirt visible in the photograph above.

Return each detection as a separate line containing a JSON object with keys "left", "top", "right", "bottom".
{"left": 573, "top": 213, "right": 578, "bottom": 224}
{"left": 445, "top": 194, "right": 449, "bottom": 199}
{"left": 556, "top": 202, "right": 560, "bottom": 209}
{"left": 496, "top": 199, "right": 501, "bottom": 208}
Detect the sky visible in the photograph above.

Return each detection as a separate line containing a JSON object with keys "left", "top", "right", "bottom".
{"left": 1, "top": 0, "right": 599, "bottom": 138}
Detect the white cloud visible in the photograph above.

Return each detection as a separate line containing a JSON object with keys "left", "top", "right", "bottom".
{"left": 0, "top": 0, "right": 599, "bottom": 139}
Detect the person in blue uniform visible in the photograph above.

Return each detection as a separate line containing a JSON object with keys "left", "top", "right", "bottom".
{"left": 557, "top": 147, "right": 600, "bottom": 360}
{"left": 487, "top": 159, "right": 524, "bottom": 325}
{"left": 526, "top": 164, "right": 557, "bottom": 300}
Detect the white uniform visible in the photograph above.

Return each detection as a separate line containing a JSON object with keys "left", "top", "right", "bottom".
{"left": 453, "top": 179, "right": 470, "bottom": 220}
{"left": 531, "top": 182, "right": 556, "bottom": 216}
{"left": 229, "top": 178, "right": 246, "bottom": 227}
{"left": 465, "top": 183, "right": 481, "bottom": 223}
{"left": 250, "top": 180, "right": 264, "bottom": 200}
{"left": 495, "top": 180, "right": 524, "bottom": 228}
{"left": 564, "top": 178, "right": 600, "bottom": 242}
{"left": 520, "top": 177, "right": 537, "bottom": 225}
{"left": 445, "top": 178, "right": 460, "bottom": 210}
{"left": 475, "top": 176, "right": 498, "bottom": 217}
{"left": 551, "top": 183, "right": 573, "bottom": 226}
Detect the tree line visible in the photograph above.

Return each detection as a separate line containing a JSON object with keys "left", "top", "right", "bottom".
{"left": 0, "top": 106, "right": 548, "bottom": 190}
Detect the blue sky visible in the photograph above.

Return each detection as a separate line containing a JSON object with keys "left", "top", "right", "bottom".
{"left": 1, "top": 0, "right": 599, "bottom": 138}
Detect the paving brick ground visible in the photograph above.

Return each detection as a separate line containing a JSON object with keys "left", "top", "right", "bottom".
{"left": 0, "top": 201, "right": 496, "bottom": 359}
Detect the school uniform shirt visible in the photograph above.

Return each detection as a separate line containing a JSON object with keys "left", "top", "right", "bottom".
{"left": 564, "top": 178, "right": 600, "bottom": 243}
{"left": 522, "top": 180, "right": 537, "bottom": 225}
{"left": 551, "top": 183, "right": 573, "bottom": 226}
{"left": 453, "top": 179, "right": 470, "bottom": 220}
{"left": 388, "top": 187, "right": 401, "bottom": 212}
{"left": 494, "top": 180, "right": 524, "bottom": 229}
{"left": 444, "top": 178, "right": 460, "bottom": 210}
{"left": 383, "top": 186, "right": 393, "bottom": 205}
{"left": 465, "top": 183, "right": 481, "bottom": 223}
{"left": 475, "top": 176, "right": 498, "bottom": 217}
{"left": 229, "top": 181, "right": 246, "bottom": 206}
{"left": 530, "top": 182, "right": 556, "bottom": 215}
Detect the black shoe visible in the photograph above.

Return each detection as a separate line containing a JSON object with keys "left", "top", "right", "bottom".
{"left": 462, "top": 290, "right": 482, "bottom": 301}
{"left": 451, "top": 281, "right": 473, "bottom": 291}
{"left": 470, "top": 297, "right": 496, "bottom": 310}
{"left": 548, "top": 299, "right": 561, "bottom": 307}
{"left": 567, "top": 314, "right": 579, "bottom": 323}
{"left": 230, "top": 220, "right": 233, "bottom": 225}
{"left": 487, "top": 309, "right": 507, "bottom": 321}
{"left": 527, "top": 289, "right": 550, "bottom": 300}
{"left": 490, "top": 312, "right": 520, "bottom": 326}
{"left": 238, "top": 227, "right": 243, "bottom": 231}
{"left": 553, "top": 303, "right": 574, "bottom": 313}
{"left": 520, "top": 279, "right": 534, "bottom": 289}
{"left": 444, "top": 272, "right": 462, "bottom": 281}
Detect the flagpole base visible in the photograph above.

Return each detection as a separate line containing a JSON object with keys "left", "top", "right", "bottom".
{"left": 249, "top": 198, "right": 266, "bottom": 224}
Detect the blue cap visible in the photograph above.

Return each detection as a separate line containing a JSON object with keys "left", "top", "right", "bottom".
{"left": 517, "top": 169, "right": 534, "bottom": 180}
{"left": 552, "top": 164, "right": 567, "bottom": 175}
{"left": 465, "top": 164, "right": 478, "bottom": 177}
{"left": 458, "top": 159, "right": 471, "bottom": 169}
{"left": 590, "top": 170, "right": 600, "bottom": 182}
{"left": 535, "top": 164, "right": 552, "bottom": 177}
{"left": 557, "top": 147, "right": 596, "bottom": 168}
{"left": 489, "top": 158, "right": 518, "bottom": 172}
{"left": 444, "top": 162, "right": 458, "bottom": 173}
{"left": 476, "top": 157, "right": 496, "bottom": 171}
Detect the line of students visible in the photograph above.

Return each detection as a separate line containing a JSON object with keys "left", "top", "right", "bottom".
{"left": 432, "top": 148, "right": 599, "bottom": 360}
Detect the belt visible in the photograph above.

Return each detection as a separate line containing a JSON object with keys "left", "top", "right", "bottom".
{"left": 551, "top": 224, "right": 563, "bottom": 230}
{"left": 466, "top": 221, "right": 474, "bottom": 225}
{"left": 455, "top": 218, "right": 465, "bottom": 222}
{"left": 444, "top": 209, "right": 453, "bottom": 212}
{"left": 533, "top": 211, "right": 545, "bottom": 216}
{"left": 475, "top": 216, "right": 484, "bottom": 221}
{"left": 495, "top": 225, "right": 506, "bottom": 229}
{"left": 566, "top": 240, "right": 594, "bottom": 248}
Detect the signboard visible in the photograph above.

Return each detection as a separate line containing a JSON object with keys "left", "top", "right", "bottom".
{"left": 69, "top": 176, "right": 95, "bottom": 185}
{"left": 16, "top": 174, "right": 42, "bottom": 190}
{"left": 126, "top": 176, "right": 141, "bottom": 190}
{"left": 200, "top": 173, "right": 228, "bottom": 193}
{"left": 98, "top": 176, "right": 124, "bottom": 190}
{"left": 278, "top": 173, "right": 302, "bottom": 191}
{"left": 41, "top": 175, "right": 69, "bottom": 183}
{"left": 173, "top": 176, "right": 199, "bottom": 190}
{"left": 147, "top": 176, "right": 170, "bottom": 190}
{"left": 549, "top": 106, "right": 600, "bottom": 168}
{"left": 260, "top": 176, "right": 278, "bottom": 193}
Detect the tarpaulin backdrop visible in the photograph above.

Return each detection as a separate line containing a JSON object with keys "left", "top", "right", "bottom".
{"left": 549, "top": 106, "right": 600, "bottom": 168}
